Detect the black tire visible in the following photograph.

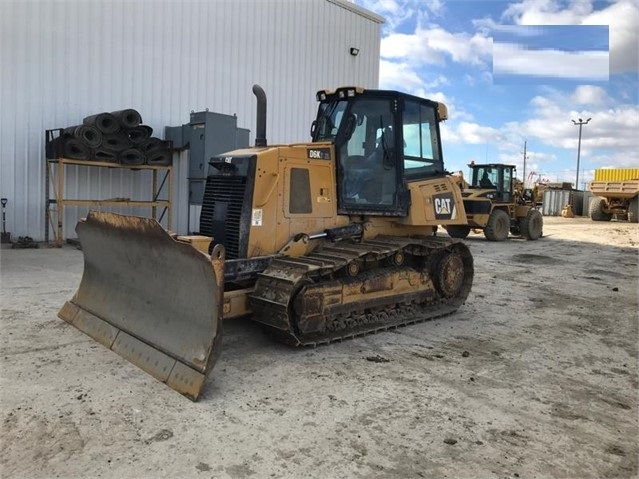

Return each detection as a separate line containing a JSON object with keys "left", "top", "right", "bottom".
{"left": 521, "top": 209, "right": 543, "bottom": 240}
{"left": 628, "top": 197, "right": 639, "bottom": 223}
{"left": 589, "top": 197, "right": 612, "bottom": 221}
{"left": 484, "top": 209, "right": 510, "bottom": 241}
{"left": 445, "top": 225, "right": 471, "bottom": 239}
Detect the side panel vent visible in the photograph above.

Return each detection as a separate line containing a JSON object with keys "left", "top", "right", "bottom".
{"left": 433, "top": 182, "right": 449, "bottom": 193}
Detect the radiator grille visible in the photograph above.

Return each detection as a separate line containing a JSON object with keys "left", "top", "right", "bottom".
{"left": 200, "top": 175, "right": 248, "bottom": 259}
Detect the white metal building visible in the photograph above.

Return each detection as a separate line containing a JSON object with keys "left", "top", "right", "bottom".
{"left": 0, "top": 0, "right": 383, "bottom": 240}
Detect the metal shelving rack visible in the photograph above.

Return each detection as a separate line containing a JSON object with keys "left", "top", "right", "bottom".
{"left": 45, "top": 157, "right": 173, "bottom": 247}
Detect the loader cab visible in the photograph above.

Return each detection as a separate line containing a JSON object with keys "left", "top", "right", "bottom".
{"left": 311, "top": 87, "right": 447, "bottom": 216}
{"left": 469, "top": 163, "right": 515, "bottom": 203}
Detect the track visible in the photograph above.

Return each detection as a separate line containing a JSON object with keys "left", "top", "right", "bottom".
{"left": 249, "top": 236, "right": 474, "bottom": 346}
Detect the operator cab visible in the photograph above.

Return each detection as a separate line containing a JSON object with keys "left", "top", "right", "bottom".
{"left": 468, "top": 163, "right": 515, "bottom": 203}
{"left": 311, "top": 87, "right": 448, "bottom": 216}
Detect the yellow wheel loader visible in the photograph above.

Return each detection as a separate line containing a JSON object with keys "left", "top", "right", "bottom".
{"left": 59, "top": 85, "right": 474, "bottom": 400}
{"left": 445, "top": 163, "right": 543, "bottom": 241}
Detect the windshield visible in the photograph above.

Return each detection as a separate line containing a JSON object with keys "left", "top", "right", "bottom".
{"left": 313, "top": 100, "right": 348, "bottom": 142}
{"left": 472, "top": 166, "right": 498, "bottom": 189}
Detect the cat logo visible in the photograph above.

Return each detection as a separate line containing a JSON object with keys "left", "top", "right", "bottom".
{"left": 433, "top": 193, "right": 457, "bottom": 220}
{"left": 435, "top": 197, "right": 451, "bottom": 214}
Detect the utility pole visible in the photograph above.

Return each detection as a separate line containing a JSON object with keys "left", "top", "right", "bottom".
{"left": 522, "top": 140, "right": 527, "bottom": 186}
{"left": 572, "top": 117, "right": 591, "bottom": 190}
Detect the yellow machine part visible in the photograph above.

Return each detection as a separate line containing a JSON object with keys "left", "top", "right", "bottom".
{"left": 589, "top": 180, "right": 639, "bottom": 200}
{"left": 58, "top": 211, "right": 225, "bottom": 400}
{"left": 594, "top": 168, "right": 639, "bottom": 182}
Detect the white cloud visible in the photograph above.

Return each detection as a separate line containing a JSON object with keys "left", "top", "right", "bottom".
{"left": 355, "top": 0, "right": 417, "bottom": 31}
{"left": 448, "top": 121, "right": 503, "bottom": 145}
{"left": 492, "top": 42, "right": 609, "bottom": 80}
{"left": 378, "top": 60, "right": 468, "bottom": 119}
{"left": 379, "top": 59, "right": 429, "bottom": 92}
{"left": 522, "top": 91, "right": 639, "bottom": 154}
{"left": 501, "top": 0, "right": 594, "bottom": 25}
{"left": 582, "top": 1, "right": 639, "bottom": 73}
{"left": 379, "top": 61, "right": 450, "bottom": 96}
{"left": 381, "top": 26, "right": 492, "bottom": 67}
{"left": 571, "top": 85, "right": 608, "bottom": 105}
{"left": 381, "top": 31, "right": 445, "bottom": 65}
{"left": 585, "top": 151, "right": 639, "bottom": 169}
{"left": 422, "top": 0, "right": 445, "bottom": 16}
{"left": 378, "top": 25, "right": 492, "bottom": 102}
{"left": 356, "top": 0, "right": 445, "bottom": 31}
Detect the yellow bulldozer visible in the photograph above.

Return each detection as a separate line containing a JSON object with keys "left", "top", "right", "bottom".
{"left": 59, "top": 85, "right": 474, "bottom": 400}
{"left": 445, "top": 163, "right": 543, "bottom": 241}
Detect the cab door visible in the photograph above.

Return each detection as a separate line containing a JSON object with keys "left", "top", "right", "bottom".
{"left": 335, "top": 94, "right": 405, "bottom": 216}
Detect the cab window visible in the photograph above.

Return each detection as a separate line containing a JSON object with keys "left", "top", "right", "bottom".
{"left": 402, "top": 100, "right": 444, "bottom": 178}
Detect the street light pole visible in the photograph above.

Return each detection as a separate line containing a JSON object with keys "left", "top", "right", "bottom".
{"left": 522, "top": 140, "right": 527, "bottom": 186}
{"left": 572, "top": 117, "right": 591, "bottom": 190}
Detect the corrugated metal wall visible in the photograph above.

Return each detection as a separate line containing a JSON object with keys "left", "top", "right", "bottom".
{"left": 0, "top": 0, "right": 382, "bottom": 240}
{"left": 542, "top": 190, "right": 585, "bottom": 216}
{"left": 593, "top": 168, "right": 639, "bottom": 182}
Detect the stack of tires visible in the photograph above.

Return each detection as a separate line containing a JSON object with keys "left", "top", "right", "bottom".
{"left": 47, "top": 109, "right": 172, "bottom": 166}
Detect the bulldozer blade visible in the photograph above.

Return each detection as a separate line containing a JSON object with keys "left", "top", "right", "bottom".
{"left": 58, "top": 211, "right": 224, "bottom": 400}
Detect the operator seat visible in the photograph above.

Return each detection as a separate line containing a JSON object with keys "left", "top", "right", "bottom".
{"left": 480, "top": 171, "right": 493, "bottom": 188}
{"left": 361, "top": 127, "right": 396, "bottom": 204}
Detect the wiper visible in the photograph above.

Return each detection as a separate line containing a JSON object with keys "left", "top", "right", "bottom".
{"left": 314, "top": 100, "right": 340, "bottom": 141}
{"left": 378, "top": 115, "right": 394, "bottom": 170}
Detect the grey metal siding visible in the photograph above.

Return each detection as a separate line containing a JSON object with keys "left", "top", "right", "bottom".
{"left": 0, "top": 0, "right": 382, "bottom": 240}
{"left": 542, "top": 190, "right": 585, "bottom": 216}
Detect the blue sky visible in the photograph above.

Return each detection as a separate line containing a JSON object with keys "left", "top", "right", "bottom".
{"left": 354, "top": 0, "right": 639, "bottom": 189}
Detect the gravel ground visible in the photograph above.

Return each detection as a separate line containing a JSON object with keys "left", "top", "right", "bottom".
{"left": 1, "top": 216, "right": 637, "bottom": 479}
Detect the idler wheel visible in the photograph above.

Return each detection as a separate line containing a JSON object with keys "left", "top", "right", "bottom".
{"left": 346, "top": 261, "right": 360, "bottom": 277}
{"left": 391, "top": 251, "right": 404, "bottom": 266}
{"left": 434, "top": 252, "right": 465, "bottom": 298}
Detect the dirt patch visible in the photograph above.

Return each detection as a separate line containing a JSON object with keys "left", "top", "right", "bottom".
{"left": 1, "top": 216, "right": 637, "bottom": 478}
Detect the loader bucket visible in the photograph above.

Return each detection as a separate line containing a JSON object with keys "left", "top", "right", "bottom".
{"left": 58, "top": 211, "right": 224, "bottom": 400}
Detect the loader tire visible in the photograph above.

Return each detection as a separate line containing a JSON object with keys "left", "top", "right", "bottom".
{"left": 484, "top": 209, "right": 510, "bottom": 241}
{"left": 589, "top": 197, "right": 612, "bottom": 222}
{"left": 445, "top": 225, "right": 471, "bottom": 239}
{"left": 628, "top": 197, "right": 639, "bottom": 223}
{"left": 521, "top": 209, "right": 543, "bottom": 240}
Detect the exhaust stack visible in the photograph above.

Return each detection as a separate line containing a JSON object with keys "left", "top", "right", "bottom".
{"left": 252, "top": 84, "right": 267, "bottom": 147}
